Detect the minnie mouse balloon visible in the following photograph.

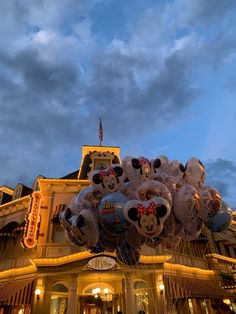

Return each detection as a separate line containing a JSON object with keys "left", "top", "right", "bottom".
{"left": 89, "top": 165, "right": 124, "bottom": 194}
{"left": 122, "top": 156, "right": 152, "bottom": 184}
{"left": 123, "top": 196, "right": 171, "bottom": 238}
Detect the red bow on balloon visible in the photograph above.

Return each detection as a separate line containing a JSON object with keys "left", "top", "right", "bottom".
{"left": 137, "top": 201, "right": 156, "bottom": 217}
{"left": 139, "top": 158, "right": 149, "bottom": 165}
{"left": 99, "top": 167, "right": 115, "bottom": 179}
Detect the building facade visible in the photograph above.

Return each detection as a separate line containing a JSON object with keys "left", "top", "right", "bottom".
{"left": 0, "top": 145, "right": 236, "bottom": 314}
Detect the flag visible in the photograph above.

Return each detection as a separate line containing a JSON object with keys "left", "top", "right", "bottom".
{"left": 99, "top": 117, "right": 103, "bottom": 144}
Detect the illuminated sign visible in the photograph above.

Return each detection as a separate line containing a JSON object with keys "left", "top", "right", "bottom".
{"left": 22, "top": 192, "right": 42, "bottom": 249}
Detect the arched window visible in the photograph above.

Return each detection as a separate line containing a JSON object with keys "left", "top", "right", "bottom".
{"left": 50, "top": 283, "right": 68, "bottom": 314}
{"left": 13, "top": 184, "right": 22, "bottom": 200}
{"left": 32, "top": 175, "right": 44, "bottom": 191}
{"left": 51, "top": 224, "right": 66, "bottom": 243}
{"left": 0, "top": 192, "right": 3, "bottom": 205}
{"left": 52, "top": 284, "right": 68, "bottom": 293}
{"left": 134, "top": 280, "right": 148, "bottom": 314}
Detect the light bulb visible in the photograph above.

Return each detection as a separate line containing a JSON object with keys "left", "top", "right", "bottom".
{"left": 35, "top": 289, "right": 41, "bottom": 296}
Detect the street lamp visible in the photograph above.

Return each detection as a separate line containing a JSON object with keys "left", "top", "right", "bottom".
{"left": 159, "top": 283, "right": 165, "bottom": 296}
{"left": 35, "top": 288, "right": 42, "bottom": 302}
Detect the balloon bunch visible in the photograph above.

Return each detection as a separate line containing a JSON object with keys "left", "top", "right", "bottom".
{"left": 59, "top": 156, "right": 233, "bottom": 265}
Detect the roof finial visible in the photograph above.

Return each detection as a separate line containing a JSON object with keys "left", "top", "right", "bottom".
{"left": 99, "top": 117, "right": 103, "bottom": 146}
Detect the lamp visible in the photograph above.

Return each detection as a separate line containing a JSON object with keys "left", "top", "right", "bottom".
{"left": 104, "top": 288, "right": 108, "bottom": 294}
{"left": 35, "top": 288, "right": 41, "bottom": 301}
{"left": 159, "top": 283, "right": 165, "bottom": 296}
{"left": 92, "top": 287, "right": 101, "bottom": 298}
{"left": 92, "top": 287, "right": 111, "bottom": 301}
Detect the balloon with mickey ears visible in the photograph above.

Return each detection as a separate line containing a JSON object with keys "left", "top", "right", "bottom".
{"left": 123, "top": 196, "right": 171, "bottom": 238}
{"left": 59, "top": 154, "right": 233, "bottom": 265}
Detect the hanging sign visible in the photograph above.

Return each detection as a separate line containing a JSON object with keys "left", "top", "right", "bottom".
{"left": 87, "top": 256, "right": 116, "bottom": 270}
{"left": 22, "top": 191, "right": 42, "bottom": 248}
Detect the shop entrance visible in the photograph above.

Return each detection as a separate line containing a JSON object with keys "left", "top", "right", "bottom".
{"left": 81, "top": 282, "right": 114, "bottom": 314}
{"left": 81, "top": 295, "right": 112, "bottom": 314}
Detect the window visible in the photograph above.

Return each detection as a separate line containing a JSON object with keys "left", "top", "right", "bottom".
{"left": 0, "top": 192, "right": 3, "bottom": 205}
{"left": 50, "top": 283, "right": 68, "bottom": 314}
{"left": 134, "top": 280, "right": 148, "bottom": 314}
{"left": 52, "top": 225, "right": 66, "bottom": 243}
{"left": 13, "top": 184, "right": 22, "bottom": 200}
{"left": 11, "top": 231, "right": 25, "bottom": 257}
{"left": 0, "top": 237, "right": 12, "bottom": 258}
{"left": 33, "top": 176, "right": 44, "bottom": 191}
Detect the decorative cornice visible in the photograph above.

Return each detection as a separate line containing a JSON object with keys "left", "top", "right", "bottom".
{"left": 164, "top": 263, "right": 215, "bottom": 278}
{"left": 38, "top": 179, "right": 89, "bottom": 193}
{"left": 0, "top": 253, "right": 215, "bottom": 279}
{"left": 139, "top": 255, "right": 171, "bottom": 263}
{"left": 31, "top": 252, "right": 170, "bottom": 268}
{"left": 0, "top": 195, "right": 31, "bottom": 216}
{"left": 81, "top": 145, "right": 120, "bottom": 159}
{"left": 206, "top": 253, "right": 236, "bottom": 264}
{"left": 0, "top": 265, "right": 36, "bottom": 280}
{"left": 31, "top": 251, "right": 96, "bottom": 267}
{"left": 0, "top": 186, "right": 14, "bottom": 195}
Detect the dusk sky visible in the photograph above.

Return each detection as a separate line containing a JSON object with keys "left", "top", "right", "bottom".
{"left": 0, "top": 0, "right": 236, "bottom": 208}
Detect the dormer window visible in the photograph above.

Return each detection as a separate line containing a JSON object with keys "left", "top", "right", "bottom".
{"left": 96, "top": 162, "right": 109, "bottom": 170}
{"left": 33, "top": 175, "right": 44, "bottom": 191}
{"left": 13, "top": 184, "right": 22, "bottom": 200}
{"left": 0, "top": 191, "right": 3, "bottom": 205}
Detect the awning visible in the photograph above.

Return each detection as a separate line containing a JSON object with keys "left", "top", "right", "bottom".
{"left": 164, "top": 275, "right": 235, "bottom": 300}
{"left": 0, "top": 278, "right": 36, "bottom": 305}
{"left": 51, "top": 203, "right": 66, "bottom": 224}
{"left": 0, "top": 221, "right": 25, "bottom": 238}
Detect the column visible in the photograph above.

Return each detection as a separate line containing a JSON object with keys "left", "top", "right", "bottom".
{"left": 112, "top": 294, "right": 118, "bottom": 314}
{"left": 195, "top": 299, "right": 206, "bottom": 313}
{"left": 67, "top": 275, "right": 78, "bottom": 314}
{"left": 147, "top": 273, "right": 158, "bottom": 314}
{"left": 205, "top": 299, "right": 214, "bottom": 314}
{"left": 156, "top": 274, "right": 168, "bottom": 314}
{"left": 191, "top": 299, "right": 199, "bottom": 313}
{"left": 124, "top": 273, "right": 136, "bottom": 314}
{"left": 121, "top": 280, "right": 125, "bottom": 313}
{"left": 77, "top": 296, "right": 81, "bottom": 314}
{"left": 32, "top": 277, "right": 52, "bottom": 314}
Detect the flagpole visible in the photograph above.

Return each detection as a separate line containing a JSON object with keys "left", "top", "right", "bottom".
{"left": 99, "top": 117, "right": 103, "bottom": 146}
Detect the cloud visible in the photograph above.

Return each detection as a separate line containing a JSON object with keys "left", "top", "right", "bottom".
{"left": 0, "top": 0, "right": 236, "bottom": 192}
{"left": 225, "top": 77, "right": 236, "bottom": 94}
{"left": 0, "top": 47, "right": 84, "bottom": 185}
{"left": 175, "top": 0, "right": 236, "bottom": 26}
{"left": 205, "top": 159, "right": 236, "bottom": 206}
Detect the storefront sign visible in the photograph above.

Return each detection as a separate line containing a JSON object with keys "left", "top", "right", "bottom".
{"left": 87, "top": 256, "right": 116, "bottom": 270}
{"left": 22, "top": 192, "right": 42, "bottom": 248}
